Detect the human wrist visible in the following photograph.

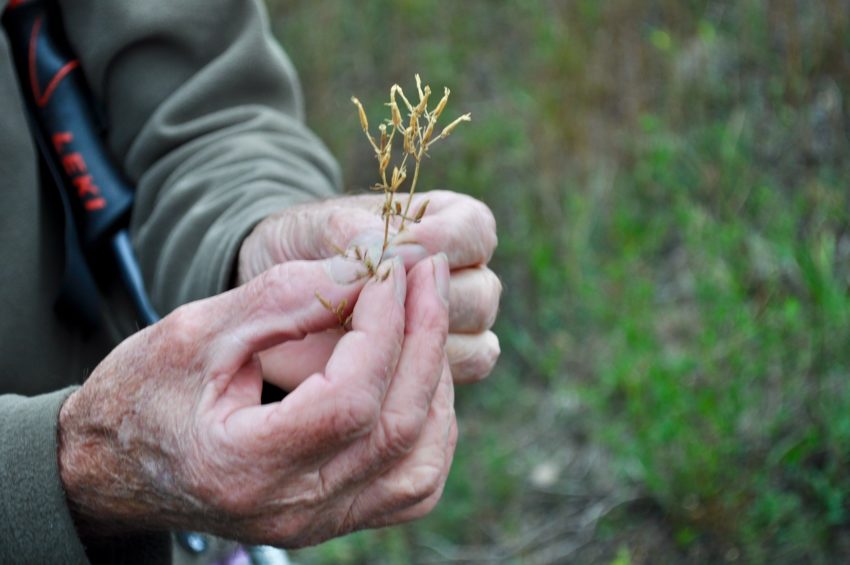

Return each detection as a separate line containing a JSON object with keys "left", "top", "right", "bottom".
{"left": 57, "top": 388, "right": 172, "bottom": 537}
{"left": 58, "top": 389, "right": 117, "bottom": 536}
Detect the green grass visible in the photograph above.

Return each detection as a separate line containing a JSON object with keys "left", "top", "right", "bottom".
{"left": 268, "top": 1, "right": 850, "bottom": 562}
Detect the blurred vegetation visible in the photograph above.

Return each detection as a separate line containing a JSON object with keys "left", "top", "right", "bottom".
{"left": 268, "top": 0, "right": 850, "bottom": 563}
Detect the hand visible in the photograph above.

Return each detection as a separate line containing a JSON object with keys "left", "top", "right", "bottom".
{"left": 238, "top": 190, "right": 501, "bottom": 386}
{"left": 58, "top": 255, "right": 456, "bottom": 547}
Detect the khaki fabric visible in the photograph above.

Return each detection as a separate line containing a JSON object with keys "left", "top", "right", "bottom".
{"left": 0, "top": 0, "right": 340, "bottom": 562}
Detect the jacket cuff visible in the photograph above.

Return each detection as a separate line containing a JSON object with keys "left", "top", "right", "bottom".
{"left": 0, "top": 388, "right": 90, "bottom": 564}
{"left": 176, "top": 189, "right": 324, "bottom": 307}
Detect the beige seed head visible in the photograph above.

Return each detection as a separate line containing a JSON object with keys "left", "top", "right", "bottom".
{"left": 391, "top": 101, "right": 403, "bottom": 129}
{"left": 440, "top": 113, "right": 472, "bottom": 139}
{"left": 351, "top": 96, "right": 368, "bottom": 132}
{"left": 393, "top": 84, "right": 414, "bottom": 112}
{"left": 413, "top": 199, "right": 430, "bottom": 222}
{"left": 379, "top": 123, "right": 387, "bottom": 150}
{"left": 415, "top": 73, "right": 425, "bottom": 101}
{"left": 433, "top": 87, "right": 450, "bottom": 120}
{"left": 422, "top": 119, "right": 436, "bottom": 145}
{"left": 415, "top": 85, "right": 431, "bottom": 116}
{"left": 391, "top": 165, "right": 407, "bottom": 191}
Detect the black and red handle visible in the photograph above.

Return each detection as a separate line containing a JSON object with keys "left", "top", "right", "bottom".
{"left": 3, "top": 0, "right": 158, "bottom": 326}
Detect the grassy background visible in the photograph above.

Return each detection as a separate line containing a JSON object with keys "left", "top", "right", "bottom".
{"left": 267, "top": 1, "right": 850, "bottom": 563}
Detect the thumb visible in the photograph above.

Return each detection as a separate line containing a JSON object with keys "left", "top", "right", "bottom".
{"left": 197, "top": 255, "right": 370, "bottom": 384}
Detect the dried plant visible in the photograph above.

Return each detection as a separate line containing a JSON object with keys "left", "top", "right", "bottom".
{"left": 351, "top": 73, "right": 471, "bottom": 272}
{"left": 318, "top": 75, "right": 470, "bottom": 327}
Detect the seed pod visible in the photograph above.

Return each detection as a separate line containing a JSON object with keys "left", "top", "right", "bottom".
{"left": 379, "top": 124, "right": 387, "bottom": 150}
{"left": 415, "top": 74, "right": 425, "bottom": 101}
{"left": 391, "top": 165, "right": 407, "bottom": 191}
{"left": 414, "top": 199, "right": 430, "bottom": 222}
{"left": 415, "top": 85, "right": 431, "bottom": 116}
{"left": 422, "top": 119, "right": 436, "bottom": 145}
{"left": 404, "top": 123, "right": 415, "bottom": 155}
{"left": 393, "top": 84, "right": 414, "bottom": 112}
{"left": 433, "top": 87, "right": 450, "bottom": 120}
{"left": 440, "top": 113, "right": 472, "bottom": 139}
{"left": 351, "top": 97, "right": 368, "bottom": 132}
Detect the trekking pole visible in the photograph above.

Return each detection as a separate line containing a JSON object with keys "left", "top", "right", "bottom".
{"left": 2, "top": 0, "right": 158, "bottom": 327}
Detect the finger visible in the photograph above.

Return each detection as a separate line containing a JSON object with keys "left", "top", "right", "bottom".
{"left": 321, "top": 254, "right": 451, "bottom": 487}
{"left": 374, "top": 412, "right": 458, "bottom": 528}
{"left": 448, "top": 266, "right": 502, "bottom": 334}
{"left": 447, "top": 331, "right": 500, "bottom": 384}
{"left": 180, "top": 255, "right": 369, "bottom": 429}
{"left": 368, "top": 360, "right": 457, "bottom": 528}
{"left": 192, "top": 255, "right": 368, "bottom": 376}
{"left": 260, "top": 198, "right": 430, "bottom": 271}
{"left": 222, "top": 258, "right": 407, "bottom": 454}
{"left": 266, "top": 200, "right": 386, "bottom": 262}
{"left": 392, "top": 190, "right": 497, "bottom": 269}
{"left": 354, "top": 357, "right": 456, "bottom": 526}
{"left": 259, "top": 330, "right": 342, "bottom": 392}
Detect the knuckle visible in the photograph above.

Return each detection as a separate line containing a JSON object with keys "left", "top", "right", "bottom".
{"left": 161, "top": 303, "right": 207, "bottom": 346}
{"left": 377, "top": 411, "right": 421, "bottom": 459}
{"left": 399, "top": 465, "right": 444, "bottom": 505}
{"left": 245, "top": 264, "right": 300, "bottom": 314}
{"left": 268, "top": 513, "right": 318, "bottom": 548}
{"left": 253, "top": 264, "right": 289, "bottom": 302}
{"left": 215, "top": 489, "right": 255, "bottom": 517}
{"left": 326, "top": 207, "right": 358, "bottom": 245}
{"left": 415, "top": 494, "right": 442, "bottom": 518}
{"left": 240, "top": 265, "right": 278, "bottom": 308}
{"left": 480, "top": 271, "right": 503, "bottom": 328}
{"left": 462, "top": 199, "right": 498, "bottom": 261}
{"left": 448, "top": 334, "right": 500, "bottom": 383}
{"left": 484, "top": 333, "right": 501, "bottom": 368}
{"left": 193, "top": 477, "right": 259, "bottom": 519}
{"left": 418, "top": 298, "right": 451, "bottom": 336}
{"left": 330, "top": 392, "right": 380, "bottom": 440}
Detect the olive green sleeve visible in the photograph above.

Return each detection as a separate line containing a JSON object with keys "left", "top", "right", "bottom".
{"left": 59, "top": 0, "right": 342, "bottom": 313}
{"left": 0, "top": 389, "right": 90, "bottom": 564}
{"left": 0, "top": 390, "right": 172, "bottom": 564}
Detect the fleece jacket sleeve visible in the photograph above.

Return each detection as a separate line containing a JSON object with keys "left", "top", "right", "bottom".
{"left": 0, "top": 389, "right": 91, "bottom": 564}
{"left": 59, "top": 0, "right": 342, "bottom": 314}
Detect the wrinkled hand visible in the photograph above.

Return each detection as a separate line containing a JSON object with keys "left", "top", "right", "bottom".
{"left": 58, "top": 255, "right": 456, "bottom": 547}
{"left": 238, "top": 190, "right": 501, "bottom": 386}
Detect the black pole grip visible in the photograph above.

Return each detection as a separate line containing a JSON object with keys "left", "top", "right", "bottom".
{"left": 3, "top": 0, "right": 134, "bottom": 249}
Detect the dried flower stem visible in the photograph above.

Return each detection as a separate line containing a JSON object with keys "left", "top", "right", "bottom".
{"left": 351, "top": 74, "right": 470, "bottom": 273}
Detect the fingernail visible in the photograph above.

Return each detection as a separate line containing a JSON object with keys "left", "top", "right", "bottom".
{"left": 392, "top": 257, "right": 407, "bottom": 305}
{"left": 389, "top": 230, "right": 419, "bottom": 246}
{"left": 384, "top": 243, "right": 429, "bottom": 266}
{"left": 346, "top": 231, "right": 383, "bottom": 261}
{"left": 433, "top": 253, "right": 450, "bottom": 306}
{"left": 326, "top": 255, "right": 365, "bottom": 285}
